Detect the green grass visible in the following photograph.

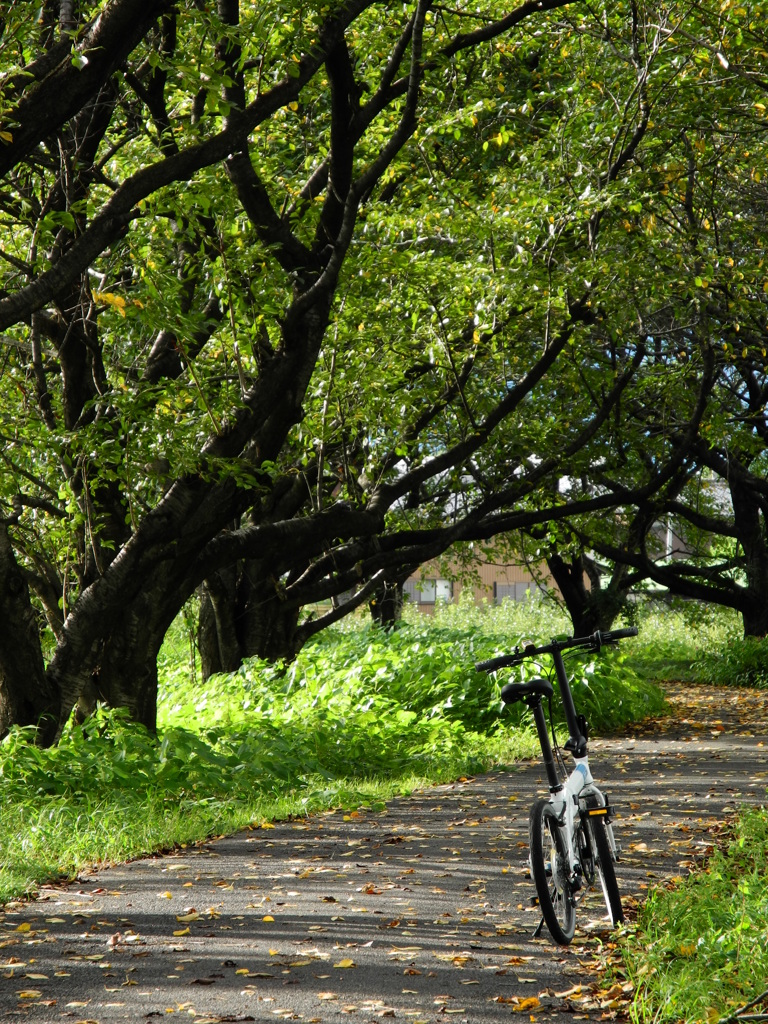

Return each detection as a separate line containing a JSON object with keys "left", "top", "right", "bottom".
{"left": 620, "top": 808, "right": 768, "bottom": 1024}
{"left": 622, "top": 601, "right": 741, "bottom": 682}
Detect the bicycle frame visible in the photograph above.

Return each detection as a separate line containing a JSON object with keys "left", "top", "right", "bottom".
{"left": 532, "top": 702, "right": 615, "bottom": 863}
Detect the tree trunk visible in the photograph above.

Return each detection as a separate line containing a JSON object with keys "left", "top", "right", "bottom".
{"left": 0, "top": 525, "right": 59, "bottom": 742}
{"left": 199, "top": 561, "right": 303, "bottom": 677}
{"left": 730, "top": 477, "right": 768, "bottom": 639}
{"left": 198, "top": 568, "right": 242, "bottom": 678}
{"left": 90, "top": 591, "right": 176, "bottom": 732}
{"left": 369, "top": 574, "right": 407, "bottom": 629}
{"left": 240, "top": 589, "right": 302, "bottom": 663}
{"left": 741, "top": 601, "right": 768, "bottom": 639}
{"left": 546, "top": 552, "right": 629, "bottom": 635}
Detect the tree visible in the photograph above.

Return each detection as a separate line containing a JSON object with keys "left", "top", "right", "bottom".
{"left": 4, "top": 0, "right": 757, "bottom": 742}
{"left": 511, "top": 0, "right": 768, "bottom": 637}
{"left": 0, "top": 0, "right": 647, "bottom": 739}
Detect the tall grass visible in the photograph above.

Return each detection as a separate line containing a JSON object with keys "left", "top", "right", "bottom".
{"left": 622, "top": 600, "right": 740, "bottom": 682}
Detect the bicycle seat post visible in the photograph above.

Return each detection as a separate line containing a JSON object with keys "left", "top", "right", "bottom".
{"left": 552, "top": 646, "right": 587, "bottom": 759}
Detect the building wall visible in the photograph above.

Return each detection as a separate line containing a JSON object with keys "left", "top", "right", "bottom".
{"left": 405, "top": 558, "right": 549, "bottom": 612}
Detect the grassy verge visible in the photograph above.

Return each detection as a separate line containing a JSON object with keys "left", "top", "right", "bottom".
{"left": 618, "top": 808, "right": 768, "bottom": 1024}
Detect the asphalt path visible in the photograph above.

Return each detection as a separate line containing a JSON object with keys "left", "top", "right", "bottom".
{"left": 1, "top": 683, "right": 766, "bottom": 1024}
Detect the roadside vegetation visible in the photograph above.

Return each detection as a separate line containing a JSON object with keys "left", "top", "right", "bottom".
{"left": 1, "top": 595, "right": 766, "bottom": 1024}
{"left": 621, "top": 809, "right": 768, "bottom": 1024}
{"left": 0, "top": 592, "right": 661, "bottom": 902}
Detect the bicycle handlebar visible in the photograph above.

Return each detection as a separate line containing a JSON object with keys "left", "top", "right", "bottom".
{"left": 474, "top": 626, "right": 638, "bottom": 674}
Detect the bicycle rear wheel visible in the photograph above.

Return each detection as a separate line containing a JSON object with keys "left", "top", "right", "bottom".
{"left": 529, "top": 798, "right": 576, "bottom": 945}
{"left": 584, "top": 801, "right": 623, "bottom": 926}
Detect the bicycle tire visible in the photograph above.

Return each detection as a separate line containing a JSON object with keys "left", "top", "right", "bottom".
{"left": 584, "top": 803, "right": 623, "bottom": 926}
{"left": 529, "top": 798, "right": 576, "bottom": 945}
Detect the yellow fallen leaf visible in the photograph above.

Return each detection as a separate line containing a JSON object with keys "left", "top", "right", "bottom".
{"left": 175, "top": 913, "right": 199, "bottom": 923}
{"left": 236, "top": 968, "right": 250, "bottom": 975}
{"left": 17, "top": 990, "right": 42, "bottom": 999}
{"left": 334, "top": 959, "right": 356, "bottom": 968}
{"left": 25, "top": 974, "right": 48, "bottom": 980}
{"left": 262, "top": 915, "right": 275, "bottom": 922}
{"left": 15, "top": 923, "right": 31, "bottom": 933}
{"left": 513, "top": 997, "right": 541, "bottom": 1012}
{"left": 173, "top": 928, "right": 190, "bottom": 937}
{"left": 158, "top": 892, "right": 173, "bottom": 899}
{"left": 318, "top": 992, "right": 338, "bottom": 1000}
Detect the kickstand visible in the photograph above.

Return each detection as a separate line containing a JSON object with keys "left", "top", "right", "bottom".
{"left": 532, "top": 916, "right": 544, "bottom": 939}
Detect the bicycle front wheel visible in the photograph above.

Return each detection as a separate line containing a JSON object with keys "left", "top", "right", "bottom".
{"left": 529, "top": 798, "right": 576, "bottom": 945}
{"left": 584, "top": 802, "right": 623, "bottom": 927}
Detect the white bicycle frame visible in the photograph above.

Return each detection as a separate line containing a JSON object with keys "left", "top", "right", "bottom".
{"left": 549, "top": 756, "right": 619, "bottom": 881}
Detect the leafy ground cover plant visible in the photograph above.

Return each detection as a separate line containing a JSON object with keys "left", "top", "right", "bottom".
{"left": 0, "top": 601, "right": 664, "bottom": 902}
{"left": 620, "top": 808, "right": 768, "bottom": 1024}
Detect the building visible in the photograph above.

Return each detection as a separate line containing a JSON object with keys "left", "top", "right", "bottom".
{"left": 404, "top": 558, "right": 546, "bottom": 612}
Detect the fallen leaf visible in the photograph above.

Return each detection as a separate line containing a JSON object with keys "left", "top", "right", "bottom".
{"left": 17, "top": 990, "right": 43, "bottom": 999}
{"left": 512, "top": 997, "right": 541, "bottom": 1012}
{"left": 333, "top": 959, "right": 356, "bottom": 969}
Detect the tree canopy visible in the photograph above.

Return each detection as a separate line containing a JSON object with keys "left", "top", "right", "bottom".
{"left": 1, "top": 0, "right": 767, "bottom": 740}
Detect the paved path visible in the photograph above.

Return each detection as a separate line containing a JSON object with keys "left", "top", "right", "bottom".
{"left": 1, "top": 685, "right": 766, "bottom": 1023}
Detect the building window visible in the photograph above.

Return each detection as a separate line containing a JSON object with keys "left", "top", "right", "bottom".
{"left": 494, "top": 581, "right": 536, "bottom": 604}
{"left": 404, "top": 579, "right": 453, "bottom": 604}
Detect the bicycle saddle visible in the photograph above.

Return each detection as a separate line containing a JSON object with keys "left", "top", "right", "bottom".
{"left": 501, "top": 678, "right": 554, "bottom": 704}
